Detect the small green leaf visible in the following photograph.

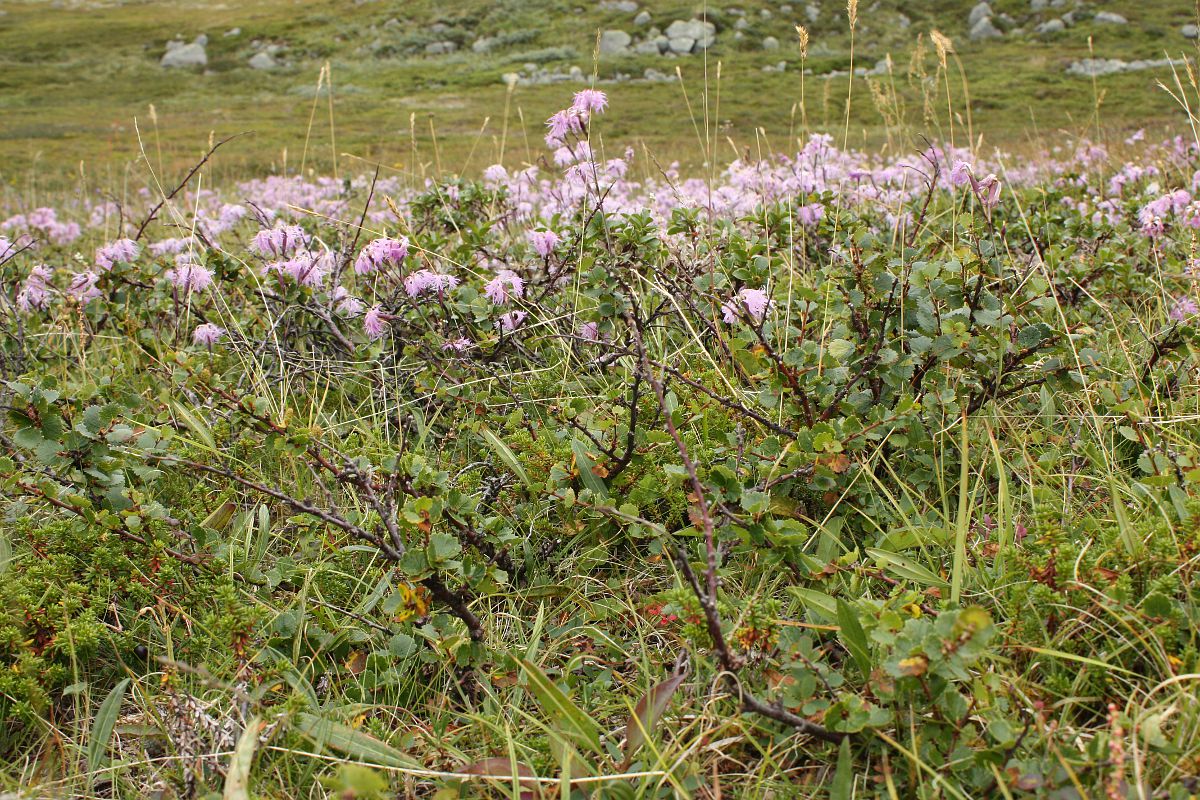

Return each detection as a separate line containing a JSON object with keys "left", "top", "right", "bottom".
{"left": 223, "top": 716, "right": 262, "bottom": 800}
{"left": 88, "top": 678, "right": 131, "bottom": 773}
{"left": 570, "top": 440, "right": 609, "bottom": 499}
{"left": 830, "top": 737, "right": 854, "bottom": 800}
{"left": 836, "top": 599, "right": 872, "bottom": 676}
{"left": 294, "top": 712, "right": 418, "bottom": 768}
{"left": 428, "top": 533, "right": 461, "bottom": 562}
{"left": 388, "top": 633, "right": 418, "bottom": 658}
{"left": 866, "top": 548, "right": 949, "bottom": 589}
{"left": 517, "top": 658, "right": 602, "bottom": 754}
{"left": 479, "top": 427, "right": 533, "bottom": 489}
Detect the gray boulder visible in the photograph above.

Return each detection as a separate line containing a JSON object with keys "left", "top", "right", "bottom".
{"left": 968, "top": 2, "right": 992, "bottom": 27}
{"left": 634, "top": 10, "right": 652, "bottom": 25}
{"left": 1184, "top": 23, "right": 1199, "bottom": 39}
{"left": 762, "top": 35, "right": 780, "bottom": 50}
{"left": 969, "top": 16, "right": 1002, "bottom": 40}
{"left": 425, "top": 40, "right": 457, "bottom": 54}
{"left": 472, "top": 37, "right": 495, "bottom": 53}
{"left": 599, "top": 29, "right": 632, "bottom": 54}
{"left": 1094, "top": 11, "right": 1127, "bottom": 24}
{"left": 1035, "top": 18, "right": 1065, "bottom": 33}
{"left": 806, "top": 3, "right": 820, "bottom": 22}
{"left": 161, "top": 41, "right": 207, "bottom": 68}
{"left": 667, "top": 36, "right": 695, "bottom": 54}
{"left": 248, "top": 51, "right": 278, "bottom": 69}
{"left": 1030, "top": 0, "right": 1047, "bottom": 10}
{"left": 665, "top": 19, "right": 716, "bottom": 49}
{"left": 599, "top": 0, "right": 638, "bottom": 11}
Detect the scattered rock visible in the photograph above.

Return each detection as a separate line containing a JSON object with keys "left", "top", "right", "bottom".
{"left": 1067, "top": 57, "right": 1183, "bottom": 77}
{"left": 806, "top": 3, "right": 820, "bottom": 22}
{"left": 1030, "top": 0, "right": 1047, "bottom": 10}
{"left": 760, "top": 8, "right": 773, "bottom": 18}
{"left": 664, "top": 19, "right": 716, "bottom": 52}
{"left": 248, "top": 51, "right": 278, "bottom": 69}
{"left": 763, "top": 35, "right": 780, "bottom": 50}
{"left": 472, "top": 37, "right": 495, "bottom": 53}
{"left": 643, "top": 67, "right": 674, "bottom": 82}
{"left": 598, "top": 29, "right": 632, "bottom": 54}
{"left": 1184, "top": 23, "right": 1199, "bottom": 39}
{"left": 161, "top": 38, "right": 207, "bottom": 68}
{"left": 425, "top": 40, "right": 457, "bottom": 54}
{"left": 1094, "top": 11, "right": 1127, "bottom": 24}
{"left": 634, "top": 10, "right": 652, "bottom": 25}
{"left": 599, "top": 0, "right": 638, "bottom": 11}
{"left": 969, "top": 16, "right": 1002, "bottom": 40}
{"left": 224, "top": 27, "right": 241, "bottom": 37}
{"left": 194, "top": 33, "right": 208, "bottom": 46}
{"left": 667, "top": 36, "right": 695, "bottom": 54}
{"left": 1035, "top": 18, "right": 1065, "bottom": 33}
{"left": 734, "top": 17, "right": 750, "bottom": 30}
{"left": 780, "top": 4, "right": 793, "bottom": 13}
{"left": 968, "top": 2, "right": 992, "bottom": 27}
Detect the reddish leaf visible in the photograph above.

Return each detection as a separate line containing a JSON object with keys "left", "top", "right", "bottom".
{"left": 457, "top": 757, "right": 537, "bottom": 779}
{"left": 622, "top": 670, "right": 687, "bottom": 768}
{"left": 457, "top": 758, "right": 541, "bottom": 798}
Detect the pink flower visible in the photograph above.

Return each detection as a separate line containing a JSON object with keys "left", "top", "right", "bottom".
{"left": 949, "top": 161, "right": 972, "bottom": 188}
{"left": 721, "top": 288, "right": 773, "bottom": 324}
{"left": 252, "top": 225, "right": 307, "bottom": 258}
{"left": 1170, "top": 296, "right": 1199, "bottom": 321}
{"left": 283, "top": 252, "right": 330, "bottom": 287}
{"left": 553, "top": 147, "right": 577, "bottom": 166}
{"left": 442, "top": 337, "right": 472, "bottom": 352}
{"left": 192, "top": 322, "right": 226, "bottom": 346}
{"left": 528, "top": 230, "right": 560, "bottom": 258}
{"left": 572, "top": 89, "right": 608, "bottom": 116}
{"left": 545, "top": 109, "right": 586, "bottom": 148}
{"left": 976, "top": 174, "right": 1002, "bottom": 209}
{"left": 497, "top": 310, "right": 527, "bottom": 332}
{"left": 483, "top": 164, "right": 509, "bottom": 185}
{"left": 355, "top": 237, "right": 409, "bottom": 274}
{"left": 404, "top": 269, "right": 458, "bottom": 298}
{"left": 484, "top": 270, "right": 525, "bottom": 304}
{"left": 332, "top": 286, "right": 365, "bottom": 316}
{"left": 16, "top": 265, "right": 53, "bottom": 312}
{"left": 68, "top": 271, "right": 102, "bottom": 304}
{"left": 166, "top": 259, "right": 215, "bottom": 292}
{"left": 95, "top": 238, "right": 139, "bottom": 271}
{"left": 363, "top": 305, "right": 388, "bottom": 339}
{"left": 578, "top": 321, "right": 603, "bottom": 342}
{"left": 797, "top": 203, "right": 824, "bottom": 226}
{"left": 150, "top": 237, "right": 192, "bottom": 257}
